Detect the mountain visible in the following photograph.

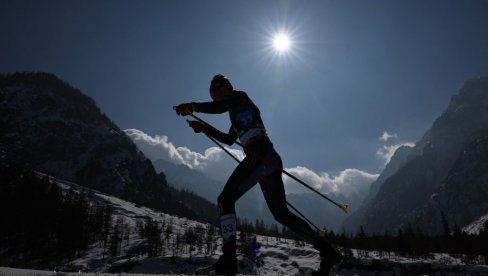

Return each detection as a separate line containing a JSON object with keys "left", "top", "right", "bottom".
{"left": 152, "top": 159, "right": 223, "bottom": 202}
{"left": 342, "top": 145, "right": 413, "bottom": 233}
{"left": 343, "top": 77, "right": 488, "bottom": 234}
{"left": 286, "top": 192, "right": 361, "bottom": 232}
{"left": 410, "top": 132, "right": 488, "bottom": 233}
{"left": 0, "top": 72, "right": 219, "bottom": 223}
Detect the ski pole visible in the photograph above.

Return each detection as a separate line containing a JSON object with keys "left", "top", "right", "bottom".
{"left": 174, "top": 107, "right": 349, "bottom": 214}
{"left": 201, "top": 127, "right": 322, "bottom": 232}
{"left": 189, "top": 113, "right": 349, "bottom": 214}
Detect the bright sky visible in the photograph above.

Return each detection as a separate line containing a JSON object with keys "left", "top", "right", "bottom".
{"left": 1, "top": 0, "right": 488, "bottom": 178}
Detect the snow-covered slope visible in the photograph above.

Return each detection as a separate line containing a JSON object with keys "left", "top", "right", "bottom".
{"left": 39, "top": 174, "right": 322, "bottom": 275}
{"left": 4, "top": 174, "right": 484, "bottom": 276}
{"left": 463, "top": 212, "right": 488, "bottom": 235}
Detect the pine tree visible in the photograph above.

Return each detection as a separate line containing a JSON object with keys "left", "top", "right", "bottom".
{"left": 441, "top": 211, "right": 450, "bottom": 237}
{"left": 109, "top": 220, "right": 122, "bottom": 256}
{"left": 184, "top": 227, "right": 197, "bottom": 259}
{"left": 144, "top": 219, "right": 163, "bottom": 257}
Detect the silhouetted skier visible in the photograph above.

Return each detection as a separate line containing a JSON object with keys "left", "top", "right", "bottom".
{"left": 175, "top": 74, "right": 342, "bottom": 275}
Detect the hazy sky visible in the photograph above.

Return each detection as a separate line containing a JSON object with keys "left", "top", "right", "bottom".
{"left": 2, "top": 0, "right": 488, "bottom": 179}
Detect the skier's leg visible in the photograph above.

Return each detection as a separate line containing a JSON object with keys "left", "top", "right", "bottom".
{"left": 260, "top": 149, "right": 343, "bottom": 275}
{"left": 212, "top": 155, "right": 268, "bottom": 274}
{"left": 217, "top": 154, "right": 268, "bottom": 239}
{"left": 259, "top": 171, "right": 317, "bottom": 243}
{"left": 217, "top": 154, "right": 263, "bottom": 216}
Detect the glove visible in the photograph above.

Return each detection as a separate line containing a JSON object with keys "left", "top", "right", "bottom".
{"left": 188, "top": 120, "right": 207, "bottom": 133}
{"left": 175, "top": 103, "right": 194, "bottom": 116}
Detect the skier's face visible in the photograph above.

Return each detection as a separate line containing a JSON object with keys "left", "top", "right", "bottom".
{"left": 210, "top": 89, "right": 221, "bottom": 101}
{"left": 210, "top": 87, "right": 230, "bottom": 101}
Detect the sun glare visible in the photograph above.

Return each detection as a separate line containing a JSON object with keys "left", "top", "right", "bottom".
{"left": 258, "top": 25, "right": 302, "bottom": 67}
{"left": 273, "top": 33, "right": 291, "bottom": 52}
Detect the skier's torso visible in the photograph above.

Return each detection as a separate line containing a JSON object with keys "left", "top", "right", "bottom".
{"left": 194, "top": 91, "right": 271, "bottom": 150}
{"left": 227, "top": 91, "right": 268, "bottom": 147}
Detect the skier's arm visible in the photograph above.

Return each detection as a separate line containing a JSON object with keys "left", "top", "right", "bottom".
{"left": 187, "top": 121, "right": 236, "bottom": 145}
{"left": 205, "top": 125, "right": 237, "bottom": 145}
{"left": 193, "top": 94, "right": 243, "bottom": 114}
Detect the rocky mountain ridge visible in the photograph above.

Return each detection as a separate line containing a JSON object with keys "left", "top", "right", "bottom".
{"left": 0, "top": 72, "right": 219, "bottom": 223}
{"left": 343, "top": 77, "right": 488, "bottom": 234}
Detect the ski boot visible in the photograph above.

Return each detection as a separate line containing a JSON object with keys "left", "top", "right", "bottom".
{"left": 196, "top": 237, "right": 237, "bottom": 275}
{"left": 312, "top": 236, "right": 343, "bottom": 275}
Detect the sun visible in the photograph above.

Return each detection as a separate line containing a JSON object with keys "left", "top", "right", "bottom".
{"left": 273, "top": 33, "right": 291, "bottom": 53}
{"left": 258, "top": 25, "right": 302, "bottom": 67}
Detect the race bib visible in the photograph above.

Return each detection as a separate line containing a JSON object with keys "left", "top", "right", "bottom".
{"left": 220, "top": 214, "right": 237, "bottom": 239}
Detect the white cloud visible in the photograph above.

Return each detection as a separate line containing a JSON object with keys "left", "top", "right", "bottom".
{"left": 125, "top": 128, "right": 244, "bottom": 182}
{"left": 125, "top": 129, "right": 378, "bottom": 197}
{"left": 283, "top": 167, "right": 378, "bottom": 198}
{"left": 379, "top": 131, "right": 398, "bottom": 142}
{"left": 376, "top": 142, "right": 415, "bottom": 166}
{"left": 377, "top": 131, "right": 415, "bottom": 167}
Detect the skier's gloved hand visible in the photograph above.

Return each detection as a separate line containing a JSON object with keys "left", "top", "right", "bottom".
{"left": 188, "top": 120, "right": 206, "bottom": 133}
{"left": 175, "top": 103, "right": 194, "bottom": 116}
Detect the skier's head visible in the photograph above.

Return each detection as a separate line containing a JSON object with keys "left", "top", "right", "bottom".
{"left": 210, "top": 74, "right": 233, "bottom": 101}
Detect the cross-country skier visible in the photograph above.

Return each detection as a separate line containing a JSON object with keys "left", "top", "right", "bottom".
{"left": 175, "top": 74, "right": 343, "bottom": 275}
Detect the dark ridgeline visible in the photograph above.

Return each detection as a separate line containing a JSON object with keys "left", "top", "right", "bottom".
{"left": 0, "top": 71, "right": 219, "bottom": 243}
{"left": 0, "top": 72, "right": 221, "bottom": 269}
{"left": 343, "top": 77, "right": 488, "bottom": 236}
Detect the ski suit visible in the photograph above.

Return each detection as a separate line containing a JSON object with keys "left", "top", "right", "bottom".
{"left": 192, "top": 91, "right": 317, "bottom": 243}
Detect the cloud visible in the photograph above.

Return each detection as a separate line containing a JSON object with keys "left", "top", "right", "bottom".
{"left": 283, "top": 167, "right": 378, "bottom": 197}
{"left": 125, "top": 129, "right": 378, "bottom": 197}
{"left": 379, "top": 131, "right": 398, "bottom": 142}
{"left": 377, "top": 131, "right": 415, "bottom": 167}
{"left": 376, "top": 142, "right": 415, "bottom": 166}
{"left": 125, "top": 128, "right": 244, "bottom": 182}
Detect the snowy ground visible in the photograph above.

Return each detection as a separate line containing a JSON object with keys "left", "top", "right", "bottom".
{"left": 462, "top": 213, "right": 488, "bottom": 235}
{"left": 1, "top": 177, "right": 487, "bottom": 276}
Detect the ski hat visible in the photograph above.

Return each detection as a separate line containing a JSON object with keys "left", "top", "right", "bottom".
{"left": 210, "top": 74, "right": 233, "bottom": 92}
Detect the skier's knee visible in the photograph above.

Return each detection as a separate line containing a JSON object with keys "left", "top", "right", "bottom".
{"left": 217, "top": 193, "right": 235, "bottom": 215}
{"left": 271, "top": 210, "right": 288, "bottom": 225}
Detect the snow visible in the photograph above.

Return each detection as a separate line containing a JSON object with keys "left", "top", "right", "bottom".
{"left": 462, "top": 212, "right": 488, "bottom": 235}
{"left": 0, "top": 266, "right": 171, "bottom": 275}
{"left": 2, "top": 175, "right": 487, "bottom": 276}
